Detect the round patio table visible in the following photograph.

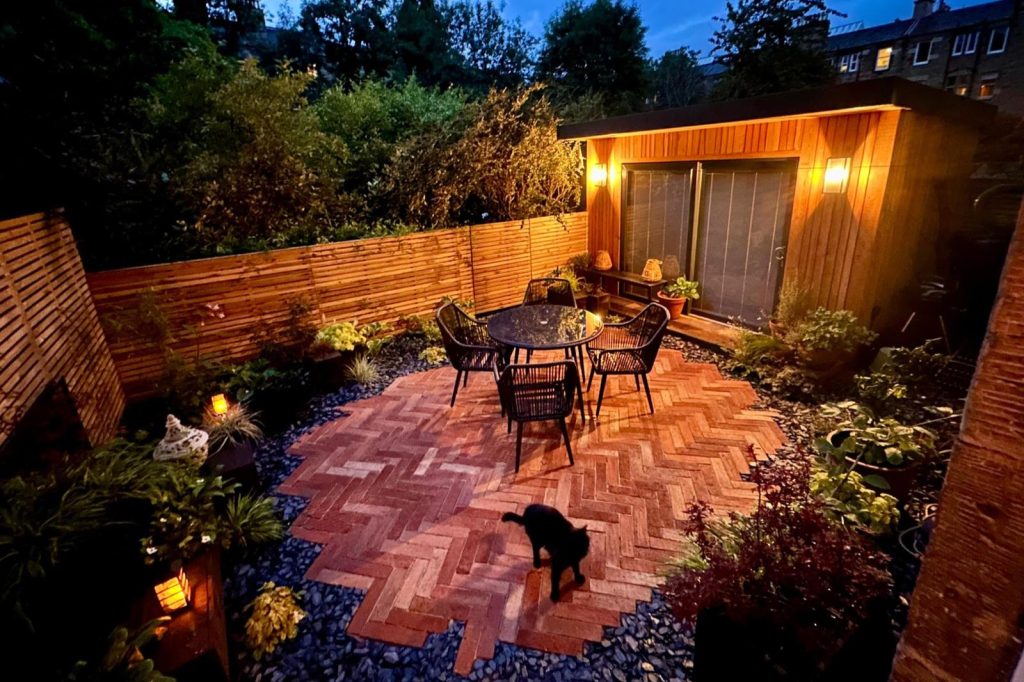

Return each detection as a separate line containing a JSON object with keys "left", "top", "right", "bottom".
{"left": 487, "top": 304, "right": 604, "bottom": 421}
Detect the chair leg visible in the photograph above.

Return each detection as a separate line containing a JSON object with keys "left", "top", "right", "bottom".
{"left": 596, "top": 375, "right": 608, "bottom": 417}
{"left": 587, "top": 364, "right": 596, "bottom": 391}
{"left": 526, "top": 349, "right": 533, "bottom": 363}
{"left": 508, "top": 415, "right": 512, "bottom": 433}
{"left": 634, "top": 374, "right": 640, "bottom": 391}
{"left": 559, "top": 417, "right": 574, "bottom": 466}
{"left": 515, "top": 421, "right": 524, "bottom": 472}
{"left": 641, "top": 373, "right": 654, "bottom": 413}
{"left": 515, "top": 348, "right": 520, "bottom": 363}
{"left": 450, "top": 370, "right": 462, "bottom": 407}
{"left": 463, "top": 371, "right": 469, "bottom": 387}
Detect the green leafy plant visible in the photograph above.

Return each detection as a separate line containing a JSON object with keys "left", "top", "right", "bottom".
{"left": 358, "top": 320, "right": 394, "bottom": 339}
{"left": 225, "top": 359, "right": 311, "bottom": 406}
{"left": 854, "top": 341, "right": 949, "bottom": 414}
{"left": 163, "top": 352, "right": 227, "bottom": 420}
{"left": 141, "top": 470, "right": 282, "bottom": 565}
{"left": 662, "top": 277, "right": 700, "bottom": 300}
{"left": 809, "top": 465, "right": 899, "bottom": 535}
{"left": 245, "top": 582, "right": 306, "bottom": 661}
{"left": 314, "top": 321, "right": 366, "bottom": 353}
{"left": 815, "top": 401, "right": 940, "bottom": 469}
{"left": 419, "top": 346, "right": 448, "bottom": 365}
{"left": 791, "top": 308, "right": 877, "bottom": 353}
{"left": 223, "top": 494, "right": 284, "bottom": 550}
{"left": 67, "top": 618, "right": 173, "bottom": 682}
{"left": 253, "top": 297, "right": 319, "bottom": 365}
{"left": 549, "top": 265, "right": 584, "bottom": 293}
{"left": 202, "top": 403, "right": 263, "bottom": 453}
{"left": 345, "top": 354, "right": 380, "bottom": 385}
{"left": 567, "top": 252, "right": 592, "bottom": 273}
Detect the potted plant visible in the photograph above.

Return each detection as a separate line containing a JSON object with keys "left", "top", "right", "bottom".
{"left": 309, "top": 321, "right": 365, "bottom": 391}
{"left": 791, "top": 307, "right": 876, "bottom": 371}
{"left": 814, "top": 400, "right": 947, "bottom": 501}
{"left": 663, "top": 452, "right": 893, "bottom": 681}
{"left": 202, "top": 401, "right": 264, "bottom": 493}
{"left": 225, "top": 359, "right": 312, "bottom": 431}
{"left": 656, "top": 277, "right": 700, "bottom": 319}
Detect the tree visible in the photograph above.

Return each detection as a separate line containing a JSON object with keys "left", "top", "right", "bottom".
{"left": 653, "top": 48, "right": 704, "bottom": 108}
{"left": 294, "top": 0, "right": 392, "bottom": 86}
{"left": 535, "top": 0, "right": 650, "bottom": 115}
{"left": 443, "top": 0, "right": 537, "bottom": 90}
{"left": 391, "top": 0, "right": 460, "bottom": 86}
{"left": 0, "top": 0, "right": 212, "bottom": 264}
{"left": 710, "top": 0, "right": 839, "bottom": 99}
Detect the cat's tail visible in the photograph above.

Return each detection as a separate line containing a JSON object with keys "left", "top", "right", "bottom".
{"left": 501, "top": 512, "right": 525, "bottom": 525}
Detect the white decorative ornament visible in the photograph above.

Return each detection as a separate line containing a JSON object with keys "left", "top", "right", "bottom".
{"left": 154, "top": 414, "right": 209, "bottom": 462}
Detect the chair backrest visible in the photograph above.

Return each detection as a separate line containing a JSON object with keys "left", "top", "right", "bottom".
{"left": 628, "top": 303, "right": 670, "bottom": 369}
{"left": 436, "top": 302, "right": 484, "bottom": 370}
{"left": 522, "top": 278, "right": 576, "bottom": 308}
{"left": 497, "top": 360, "right": 578, "bottom": 420}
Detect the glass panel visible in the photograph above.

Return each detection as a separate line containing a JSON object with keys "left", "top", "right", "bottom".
{"left": 693, "top": 164, "right": 795, "bottom": 327}
{"left": 622, "top": 167, "right": 694, "bottom": 288}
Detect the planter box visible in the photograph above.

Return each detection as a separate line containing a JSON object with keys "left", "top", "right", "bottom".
{"left": 309, "top": 350, "right": 354, "bottom": 393}
{"left": 586, "top": 291, "right": 611, "bottom": 318}
{"left": 830, "top": 430, "right": 922, "bottom": 501}
{"left": 203, "top": 441, "right": 260, "bottom": 494}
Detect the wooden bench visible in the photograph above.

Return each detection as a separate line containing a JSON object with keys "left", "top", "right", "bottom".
{"left": 584, "top": 268, "right": 666, "bottom": 302}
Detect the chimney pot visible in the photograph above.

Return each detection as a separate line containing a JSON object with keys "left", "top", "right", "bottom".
{"left": 914, "top": 0, "right": 935, "bottom": 19}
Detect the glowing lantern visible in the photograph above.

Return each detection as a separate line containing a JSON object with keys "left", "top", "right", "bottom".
{"left": 154, "top": 567, "right": 192, "bottom": 613}
{"left": 823, "top": 157, "right": 851, "bottom": 194}
{"left": 590, "top": 163, "right": 608, "bottom": 188}
{"left": 210, "top": 393, "right": 229, "bottom": 416}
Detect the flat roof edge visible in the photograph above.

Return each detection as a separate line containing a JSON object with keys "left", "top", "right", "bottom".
{"left": 556, "top": 78, "right": 997, "bottom": 140}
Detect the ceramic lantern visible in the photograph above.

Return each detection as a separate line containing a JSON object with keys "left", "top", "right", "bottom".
{"left": 642, "top": 259, "right": 663, "bottom": 282}
{"left": 593, "top": 250, "right": 613, "bottom": 271}
{"left": 154, "top": 414, "right": 209, "bottom": 463}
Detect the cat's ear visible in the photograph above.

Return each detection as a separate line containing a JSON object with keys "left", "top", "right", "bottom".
{"left": 580, "top": 525, "right": 588, "bottom": 532}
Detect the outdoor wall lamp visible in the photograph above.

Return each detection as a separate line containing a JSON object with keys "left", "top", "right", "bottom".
{"left": 823, "top": 157, "right": 851, "bottom": 194}
{"left": 590, "top": 163, "right": 608, "bottom": 188}
{"left": 155, "top": 566, "right": 192, "bottom": 614}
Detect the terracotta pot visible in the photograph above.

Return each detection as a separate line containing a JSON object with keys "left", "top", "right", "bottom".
{"left": 656, "top": 291, "right": 686, "bottom": 319}
{"left": 829, "top": 430, "right": 922, "bottom": 501}
{"left": 309, "top": 350, "right": 353, "bottom": 393}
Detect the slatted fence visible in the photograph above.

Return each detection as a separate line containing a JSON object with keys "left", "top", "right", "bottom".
{"left": 87, "top": 213, "right": 587, "bottom": 398}
{"left": 0, "top": 212, "right": 124, "bottom": 445}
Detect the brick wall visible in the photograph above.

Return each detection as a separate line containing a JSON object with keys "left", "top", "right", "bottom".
{"left": 891, "top": 203, "right": 1024, "bottom": 679}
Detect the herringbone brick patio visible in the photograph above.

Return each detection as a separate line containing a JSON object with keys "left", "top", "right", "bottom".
{"left": 280, "top": 350, "right": 785, "bottom": 674}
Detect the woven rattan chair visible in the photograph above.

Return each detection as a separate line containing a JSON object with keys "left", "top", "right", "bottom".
{"left": 436, "top": 302, "right": 503, "bottom": 406}
{"left": 522, "top": 278, "right": 576, "bottom": 307}
{"left": 586, "top": 303, "right": 670, "bottom": 417}
{"left": 494, "top": 360, "right": 580, "bottom": 472}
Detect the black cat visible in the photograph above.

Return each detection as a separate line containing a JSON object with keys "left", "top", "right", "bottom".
{"left": 502, "top": 504, "right": 590, "bottom": 601}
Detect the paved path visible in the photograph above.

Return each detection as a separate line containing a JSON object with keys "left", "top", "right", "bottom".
{"left": 281, "top": 351, "right": 785, "bottom": 674}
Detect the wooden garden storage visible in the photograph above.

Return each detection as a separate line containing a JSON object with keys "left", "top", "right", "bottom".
{"left": 559, "top": 77, "right": 995, "bottom": 334}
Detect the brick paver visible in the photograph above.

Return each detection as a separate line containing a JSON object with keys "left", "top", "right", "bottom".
{"left": 281, "top": 351, "right": 785, "bottom": 674}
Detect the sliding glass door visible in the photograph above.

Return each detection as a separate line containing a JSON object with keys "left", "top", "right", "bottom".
{"left": 620, "top": 160, "right": 795, "bottom": 327}
{"left": 622, "top": 164, "right": 695, "bottom": 291}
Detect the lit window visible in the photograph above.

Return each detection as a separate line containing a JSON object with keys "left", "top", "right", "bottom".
{"left": 945, "top": 73, "right": 970, "bottom": 96}
{"left": 875, "top": 47, "right": 893, "bottom": 71}
{"left": 913, "top": 39, "right": 936, "bottom": 65}
{"left": 988, "top": 26, "right": 1009, "bottom": 54}
{"left": 953, "top": 32, "right": 979, "bottom": 56}
{"left": 978, "top": 74, "right": 998, "bottom": 99}
{"left": 839, "top": 53, "right": 860, "bottom": 73}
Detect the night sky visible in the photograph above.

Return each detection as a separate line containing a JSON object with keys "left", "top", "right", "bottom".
{"left": 263, "top": 0, "right": 996, "bottom": 57}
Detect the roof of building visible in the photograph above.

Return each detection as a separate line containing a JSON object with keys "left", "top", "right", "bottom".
{"left": 557, "top": 77, "right": 996, "bottom": 140}
{"left": 828, "top": 0, "right": 1015, "bottom": 52}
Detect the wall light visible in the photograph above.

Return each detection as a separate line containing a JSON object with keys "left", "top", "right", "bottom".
{"left": 823, "top": 157, "right": 851, "bottom": 194}
{"left": 155, "top": 566, "right": 192, "bottom": 613}
{"left": 210, "top": 393, "right": 229, "bottom": 416}
{"left": 590, "top": 163, "right": 608, "bottom": 188}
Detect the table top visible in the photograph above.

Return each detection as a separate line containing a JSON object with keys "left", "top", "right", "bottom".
{"left": 487, "top": 304, "right": 604, "bottom": 350}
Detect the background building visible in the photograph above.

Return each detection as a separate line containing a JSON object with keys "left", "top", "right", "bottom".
{"left": 827, "top": 0, "right": 1024, "bottom": 117}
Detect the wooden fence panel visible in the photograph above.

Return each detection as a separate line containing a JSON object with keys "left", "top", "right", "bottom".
{"left": 0, "top": 212, "right": 124, "bottom": 446}
{"left": 87, "top": 213, "right": 586, "bottom": 399}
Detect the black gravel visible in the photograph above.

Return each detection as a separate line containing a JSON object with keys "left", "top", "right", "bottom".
{"left": 225, "top": 332, "right": 965, "bottom": 680}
